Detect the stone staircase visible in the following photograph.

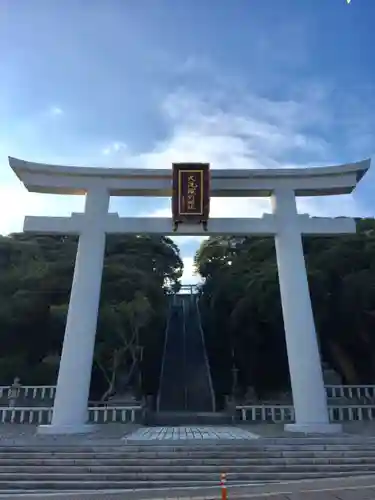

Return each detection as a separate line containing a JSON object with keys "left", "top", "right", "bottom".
{"left": 2, "top": 437, "right": 375, "bottom": 493}
{"left": 184, "top": 297, "right": 215, "bottom": 413}
{"left": 157, "top": 303, "right": 186, "bottom": 412}
{"left": 154, "top": 294, "right": 220, "bottom": 425}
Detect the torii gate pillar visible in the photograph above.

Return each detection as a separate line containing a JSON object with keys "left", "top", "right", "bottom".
{"left": 47, "top": 188, "right": 109, "bottom": 433}
{"left": 272, "top": 188, "right": 331, "bottom": 432}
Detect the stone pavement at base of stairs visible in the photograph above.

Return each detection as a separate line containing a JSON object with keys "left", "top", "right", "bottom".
{"left": 124, "top": 425, "right": 259, "bottom": 441}
{"left": 1, "top": 420, "right": 375, "bottom": 445}
{"left": 2, "top": 476, "right": 375, "bottom": 500}
{"left": 0, "top": 424, "right": 259, "bottom": 446}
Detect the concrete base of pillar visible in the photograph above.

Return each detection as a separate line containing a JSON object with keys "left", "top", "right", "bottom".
{"left": 284, "top": 422, "right": 342, "bottom": 434}
{"left": 37, "top": 424, "right": 97, "bottom": 435}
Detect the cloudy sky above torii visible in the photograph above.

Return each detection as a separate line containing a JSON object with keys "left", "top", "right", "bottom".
{"left": 0, "top": 0, "right": 374, "bottom": 284}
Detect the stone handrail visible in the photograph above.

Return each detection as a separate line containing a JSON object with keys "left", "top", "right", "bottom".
{"left": 0, "top": 385, "right": 56, "bottom": 400}
{"left": 238, "top": 385, "right": 375, "bottom": 405}
{"left": 0, "top": 402, "right": 373, "bottom": 424}
{"left": 195, "top": 296, "right": 216, "bottom": 412}
{"left": 0, "top": 405, "right": 142, "bottom": 425}
{"left": 0, "top": 403, "right": 374, "bottom": 425}
{"left": 325, "top": 385, "right": 375, "bottom": 400}
{"left": 236, "top": 404, "right": 375, "bottom": 422}
{"left": 156, "top": 302, "right": 173, "bottom": 412}
{"left": 1, "top": 383, "right": 375, "bottom": 407}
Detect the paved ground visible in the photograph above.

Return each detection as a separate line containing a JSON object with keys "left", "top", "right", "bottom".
{"left": 125, "top": 426, "right": 259, "bottom": 441}
{"left": 0, "top": 423, "right": 139, "bottom": 445}
{"left": 239, "top": 421, "right": 375, "bottom": 437}
{"left": 2, "top": 421, "right": 375, "bottom": 445}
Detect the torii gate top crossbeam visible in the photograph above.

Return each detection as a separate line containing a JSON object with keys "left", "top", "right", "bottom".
{"left": 9, "top": 157, "right": 370, "bottom": 197}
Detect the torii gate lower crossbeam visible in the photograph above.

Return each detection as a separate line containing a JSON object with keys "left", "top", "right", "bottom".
{"left": 8, "top": 156, "right": 371, "bottom": 434}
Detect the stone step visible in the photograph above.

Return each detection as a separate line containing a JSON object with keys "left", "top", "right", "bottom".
{"left": 120, "top": 444, "right": 375, "bottom": 451}
{"left": 2, "top": 463, "right": 375, "bottom": 473}
{"left": 2, "top": 456, "right": 375, "bottom": 466}
{"left": 2, "top": 466, "right": 375, "bottom": 479}
{"left": 0, "top": 471, "right": 372, "bottom": 490}
{"left": 0, "top": 449, "right": 375, "bottom": 462}
{"left": 0, "top": 491, "right": 109, "bottom": 496}
{"left": 0, "top": 480, "right": 272, "bottom": 491}
{"left": 0, "top": 485, "right": 267, "bottom": 496}
{"left": 4, "top": 443, "right": 375, "bottom": 452}
{"left": 5, "top": 436, "right": 375, "bottom": 448}
{"left": 4, "top": 445, "right": 375, "bottom": 454}
{"left": 0, "top": 483, "right": 275, "bottom": 494}
{"left": 254, "top": 438, "right": 375, "bottom": 445}
{"left": 0, "top": 439, "right": 375, "bottom": 454}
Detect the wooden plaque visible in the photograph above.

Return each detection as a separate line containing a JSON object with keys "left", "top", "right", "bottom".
{"left": 172, "top": 163, "right": 210, "bottom": 223}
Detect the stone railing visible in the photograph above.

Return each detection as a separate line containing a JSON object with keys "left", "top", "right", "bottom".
{"left": 0, "top": 403, "right": 374, "bottom": 424}
{"left": 0, "top": 405, "right": 142, "bottom": 425}
{"left": 238, "top": 385, "right": 375, "bottom": 406}
{"left": 236, "top": 405, "right": 375, "bottom": 423}
{"left": 1, "top": 384, "right": 375, "bottom": 425}
{"left": 0, "top": 385, "right": 56, "bottom": 400}
{"left": 326, "top": 385, "right": 375, "bottom": 400}
{"left": 236, "top": 405, "right": 294, "bottom": 423}
{"left": 1, "top": 384, "right": 374, "bottom": 402}
{"left": 1, "top": 404, "right": 374, "bottom": 425}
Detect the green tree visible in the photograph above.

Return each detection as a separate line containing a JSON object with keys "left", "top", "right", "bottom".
{"left": 0, "top": 232, "right": 183, "bottom": 397}
{"left": 195, "top": 218, "right": 375, "bottom": 401}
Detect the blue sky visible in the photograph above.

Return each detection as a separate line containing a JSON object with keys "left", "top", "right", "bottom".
{"left": 1, "top": 0, "right": 374, "bottom": 283}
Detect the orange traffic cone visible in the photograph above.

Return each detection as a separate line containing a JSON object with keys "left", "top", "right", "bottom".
{"left": 220, "top": 472, "right": 227, "bottom": 500}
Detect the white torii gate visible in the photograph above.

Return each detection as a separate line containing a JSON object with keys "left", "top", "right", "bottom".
{"left": 9, "top": 156, "right": 370, "bottom": 434}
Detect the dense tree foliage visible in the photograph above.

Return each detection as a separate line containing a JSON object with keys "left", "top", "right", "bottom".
{"left": 195, "top": 219, "right": 375, "bottom": 404}
{"left": 2, "top": 218, "right": 375, "bottom": 406}
{"left": 0, "top": 233, "right": 183, "bottom": 400}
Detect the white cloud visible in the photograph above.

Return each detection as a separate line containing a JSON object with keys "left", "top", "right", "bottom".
{"left": 1, "top": 84, "right": 372, "bottom": 286}
{"left": 49, "top": 106, "right": 63, "bottom": 116}
{"left": 181, "top": 256, "right": 202, "bottom": 285}
{"left": 0, "top": 184, "right": 84, "bottom": 235}
{"left": 101, "top": 141, "right": 127, "bottom": 156}
{"left": 130, "top": 88, "right": 368, "bottom": 224}
{"left": 0, "top": 186, "right": 44, "bottom": 235}
{"left": 121, "top": 88, "right": 336, "bottom": 176}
